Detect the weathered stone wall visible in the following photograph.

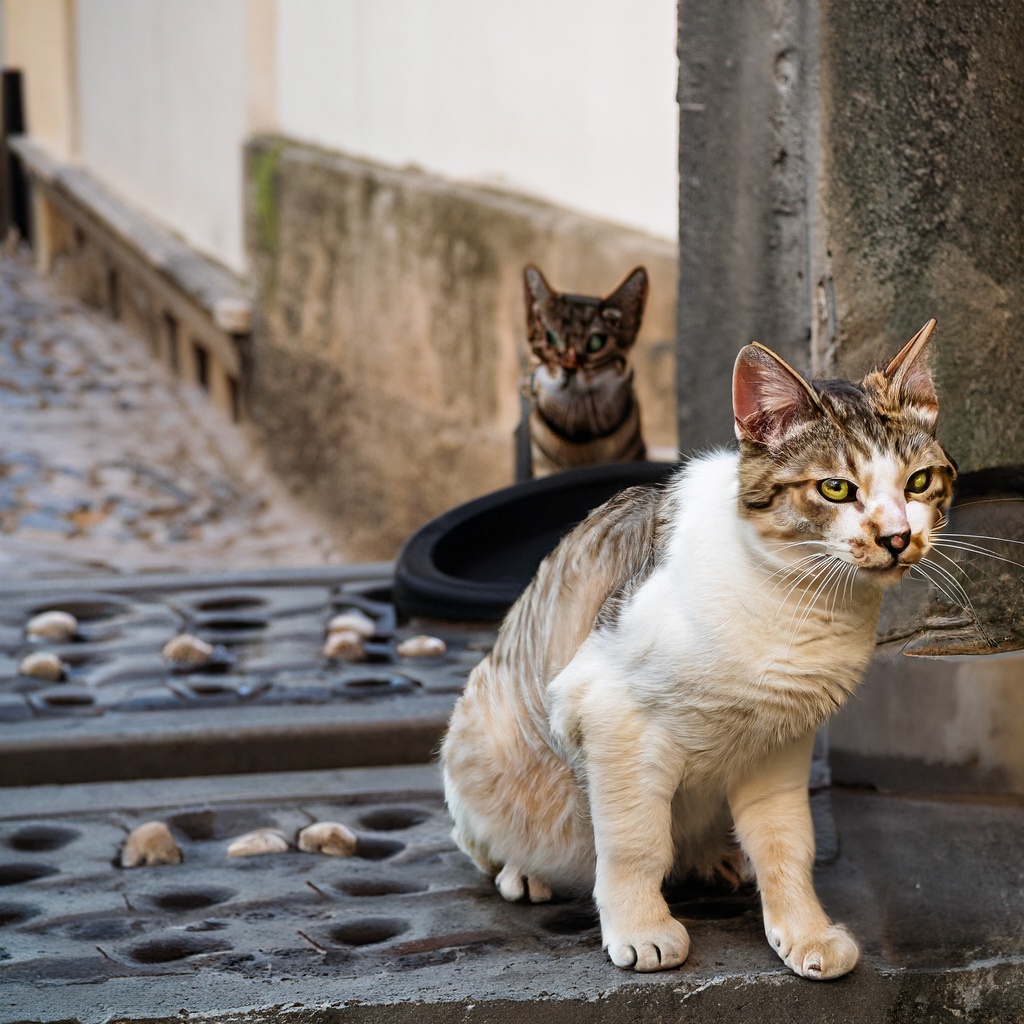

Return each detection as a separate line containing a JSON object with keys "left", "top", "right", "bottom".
{"left": 245, "top": 137, "right": 677, "bottom": 559}
{"left": 677, "top": 0, "right": 1024, "bottom": 470}
{"left": 820, "top": 0, "right": 1024, "bottom": 472}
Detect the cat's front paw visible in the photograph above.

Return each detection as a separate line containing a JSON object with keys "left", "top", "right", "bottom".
{"left": 766, "top": 921, "right": 859, "bottom": 980}
{"left": 602, "top": 914, "right": 690, "bottom": 972}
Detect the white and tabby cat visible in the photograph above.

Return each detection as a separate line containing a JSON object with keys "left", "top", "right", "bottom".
{"left": 443, "top": 321, "right": 955, "bottom": 978}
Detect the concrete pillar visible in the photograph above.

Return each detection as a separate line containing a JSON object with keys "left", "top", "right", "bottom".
{"left": 676, "top": 0, "right": 820, "bottom": 451}
{"left": 819, "top": 0, "right": 1024, "bottom": 472}
{"left": 676, "top": 0, "right": 1024, "bottom": 468}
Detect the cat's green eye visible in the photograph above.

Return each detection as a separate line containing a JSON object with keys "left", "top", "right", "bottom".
{"left": 817, "top": 478, "right": 856, "bottom": 503}
{"left": 545, "top": 329, "right": 566, "bottom": 352}
{"left": 906, "top": 468, "right": 932, "bottom": 493}
{"left": 586, "top": 334, "right": 608, "bottom": 354}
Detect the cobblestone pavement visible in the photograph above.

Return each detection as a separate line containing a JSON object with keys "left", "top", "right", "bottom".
{"left": 0, "top": 251, "right": 346, "bottom": 579}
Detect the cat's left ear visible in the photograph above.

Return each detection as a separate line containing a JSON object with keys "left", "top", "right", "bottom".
{"left": 882, "top": 319, "right": 939, "bottom": 427}
{"left": 601, "top": 267, "right": 648, "bottom": 339}
{"left": 733, "top": 343, "right": 821, "bottom": 444}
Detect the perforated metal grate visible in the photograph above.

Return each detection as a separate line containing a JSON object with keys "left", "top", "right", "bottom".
{"left": 0, "top": 568, "right": 493, "bottom": 785}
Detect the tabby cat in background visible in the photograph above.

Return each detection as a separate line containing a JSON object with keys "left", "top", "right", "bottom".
{"left": 445, "top": 320, "right": 956, "bottom": 979}
{"left": 521, "top": 265, "right": 648, "bottom": 477}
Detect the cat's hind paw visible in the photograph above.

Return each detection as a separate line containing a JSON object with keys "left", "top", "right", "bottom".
{"left": 495, "top": 864, "right": 553, "bottom": 903}
{"left": 603, "top": 915, "right": 690, "bottom": 972}
{"left": 769, "top": 922, "right": 859, "bottom": 980}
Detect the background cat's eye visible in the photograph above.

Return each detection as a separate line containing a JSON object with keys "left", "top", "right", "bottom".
{"left": 817, "top": 478, "right": 856, "bottom": 503}
{"left": 545, "top": 329, "right": 566, "bottom": 352}
{"left": 906, "top": 468, "right": 932, "bottom": 493}
{"left": 585, "top": 334, "right": 608, "bottom": 354}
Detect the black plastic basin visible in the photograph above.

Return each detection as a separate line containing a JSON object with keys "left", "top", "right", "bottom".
{"left": 393, "top": 461, "right": 677, "bottom": 622}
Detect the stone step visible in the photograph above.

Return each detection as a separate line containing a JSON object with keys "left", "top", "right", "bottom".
{"left": 1, "top": 767, "right": 1021, "bottom": 1023}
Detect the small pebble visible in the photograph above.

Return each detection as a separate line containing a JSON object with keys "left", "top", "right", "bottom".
{"left": 323, "top": 629, "right": 366, "bottom": 661}
{"left": 226, "top": 829, "right": 289, "bottom": 857}
{"left": 162, "top": 633, "right": 214, "bottom": 666}
{"left": 397, "top": 634, "right": 446, "bottom": 657}
{"left": 326, "top": 610, "right": 377, "bottom": 639}
{"left": 297, "top": 821, "right": 358, "bottom": 857}
{"left": 18, "top": 651, "right": 66, "bottom": 681}
{"left": 26, "top": 610, "right": 78, "bottom": 642}
{"left": 121, "top": 821, "right": 183, "bottom": 867}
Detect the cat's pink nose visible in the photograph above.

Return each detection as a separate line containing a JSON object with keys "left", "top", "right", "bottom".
{"left": 876, "top": 530, "right": 911, "bottom": 557}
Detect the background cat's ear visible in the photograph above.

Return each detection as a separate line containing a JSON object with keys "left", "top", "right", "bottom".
{"left": 524, "top": 265, "right": 553, "bottom": 318}
{"left": 733, "top": 343, "right": 820, "bottom": 444}
{"left": 882, "top": 319, "right": 939, "bottom": 426}
{"left": 601, "top": 267, "right": 648, "bottom": 341}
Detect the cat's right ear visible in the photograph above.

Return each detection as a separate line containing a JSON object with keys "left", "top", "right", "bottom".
{"left": 733, "top": 343, "right": 820, "bottom": 444}
{"left": 524, "top": 265, "right": 553, "bottom": 318}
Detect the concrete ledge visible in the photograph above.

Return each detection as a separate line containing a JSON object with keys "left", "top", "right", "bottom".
{"left": 9, "top": 136, "right": 250, "bottom": 419}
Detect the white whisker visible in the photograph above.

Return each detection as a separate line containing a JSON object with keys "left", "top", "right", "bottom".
{"left": 912, "top": 563, "right": 967, "bottom": 615}
{"left": 931, "top": 540, "right": 1024, "bottom": 571}
{"left": 718, "top": 553, "right": 830, "bottom": 632}
{"left": 939, "top": 531, "right": 1024, "bottom": 548}
{"left": 784, "top": 557, "right": 844, "bottom": 655}
{"left": 926, "top": 545, "right": 973, "bottom": 579}
{"left": 918, "top": 556, "right": 995, "bottom": 648}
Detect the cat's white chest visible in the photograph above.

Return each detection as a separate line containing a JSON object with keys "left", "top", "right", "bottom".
{"left": 574, "top": 455, "right": 880, "bottom": 766}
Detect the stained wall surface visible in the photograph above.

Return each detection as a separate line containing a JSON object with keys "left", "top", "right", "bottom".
{"left": 246, "top": 140, "right": 678, "bottom": 560}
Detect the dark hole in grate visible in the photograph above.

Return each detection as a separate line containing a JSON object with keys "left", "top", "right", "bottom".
{"left": 168, "top": 810, "right": 216, "bottom": 841}
{"left": 353, "top": 836, "right": 405, "bottom": 861}
{"left": 0, "top": 902, "right": 39, "bottom": 926}
{"left": 182, "top": 681, "right": 237, "bottom": 697}
{"left": 145, "top": 887, "right": 235, "bottom": 912}
{"left": 7, "top": 824, "right": 80, "bottom": 852}
{"left": 335, "top": 878, "right": 428, "bottom": 898}
{"left": 328, "top": 917, "right": 408, "bottom": 947}
{"left": 32, "top": 689, "right": 95, "bottom": 708}
{"left": 168, "top": 808, "right": 271, "bottom": 842}
{"left": 358, "top": 806, "right": 431, "bottom": 832}
{"left": 29, "top": 598, "right": 125, "bottom": 621}
{"left": 197, "top": 616, "right": 268, "bottom": 633}
{"left": 542, "top": 905, "right": 600, "bottom": 935}
{"left": 173, "top": 679, "right": 264, "bottom": 700}
{"left": 337, "top": 675, "right": 419, "bottom": 696}
{"left": 125, "top": 935, "right": 227, "bottom": 964}
{"left": 195, "top": 596, "right": 266, "bottom": 612}
{"left": 0, "top": 863, "right": 59, "bottom": 886}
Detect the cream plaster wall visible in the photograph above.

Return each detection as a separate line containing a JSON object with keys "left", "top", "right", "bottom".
{"left": 2, "top": 0, "right": 78, "bottom": 158}
{"left": 74, "top": 0, "right": 251, "bottom": 273}
{"left": 275, "top": 0, "right": 680, "bottom": 242}
{"left": 6, "top": 0, "right": 678, "bottom": 271}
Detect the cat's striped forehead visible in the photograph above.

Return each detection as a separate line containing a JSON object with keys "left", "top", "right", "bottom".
{"left": 738, "top": 372, "right": 954, "bottom": 511}
{"left": 532, "top": 294, "right": 603, "bottom": 338}
{"left": 808, "top": 376, "right": 941, "bottom": 469}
